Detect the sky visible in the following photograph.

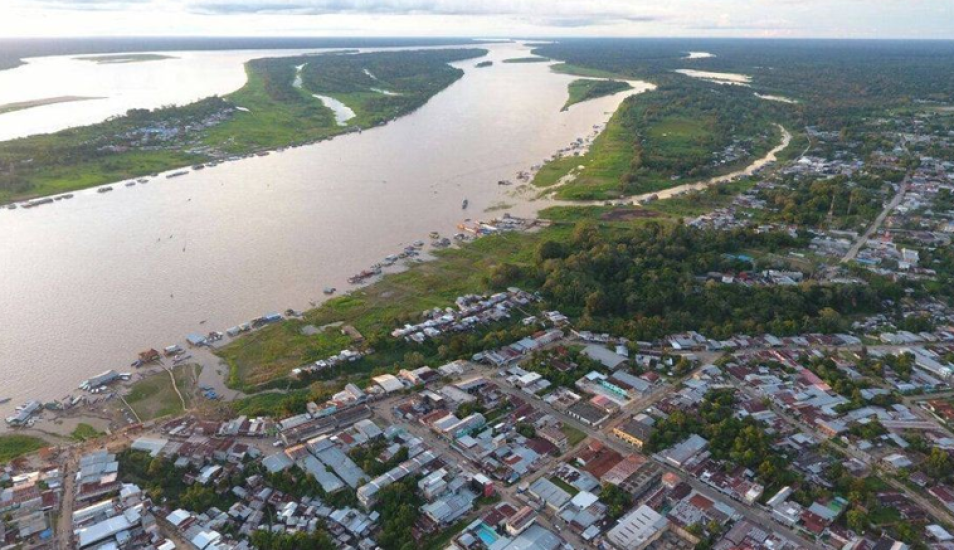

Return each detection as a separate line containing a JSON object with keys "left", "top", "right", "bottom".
{"left": 3, "top": 0, "right": 953, "bottom": 39}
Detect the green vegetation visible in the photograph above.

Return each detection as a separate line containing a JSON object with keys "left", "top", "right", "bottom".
{"left": 124, "top": 365, "right": 196, "bottom": 420}
{"left": 549, "top": 476, "right": 580, "bottom": 496}
{"left": 219, "top": 321, "right": 352, "bottom": 390}
{"left": 218, "top": 229, "right": 550, "bottom": 391}
{"left": 374, "top": 476, "right": 423, "bottom": 550}
{"left": 563, "top": 79, "right": 632, "bottom": 111}
{"left": 535, "top": 81, "right": 780, "bottom": 201}
{"left": 647, "top": 389, "right": 798, "bottom": 492}
{"left": 118, "top": 449, "right": 237, "bottom": 511}
{"left": 600, "top": 483, "right": 633, "bottom": 519}
{"left": 550, "top": 63, "right": 626, "bottom": 79}
{"left": 250, "top": 531, "right": 334, "bottom": 550}
{"left": 0, "top": 434, "right": 46, "bottom": 464}
{"left": 502, "top": 57, "right": 550, "bottom": 64}
{"left": 561, "top": 424, "right": 587, "bottom": 447}
{"left": 71, "top": 423, "right": 104, "bottom": 441}
{"left": 0, "top": 48, "right": 485, "bottom": 203}
{"left": 75, "top": 54, "right": 176, "bottom": 64}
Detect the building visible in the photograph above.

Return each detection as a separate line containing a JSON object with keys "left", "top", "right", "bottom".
{"left": 613, "top": 418, "right": 655, "bottom": 449}
{"left": 606, "top": 505, "right": 669, "bottom": 550}
{"left": 567, "top": 401, "right": 611, "bottom": 428}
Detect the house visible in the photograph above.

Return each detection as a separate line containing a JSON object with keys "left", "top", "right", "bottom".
{"left": 613, "top": 418, "right": 655, "bottom": 449}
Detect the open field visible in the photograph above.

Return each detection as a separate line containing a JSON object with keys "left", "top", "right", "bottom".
{"left": 124, "top": 365, "right": 199, "bottom": 421}
{"left": 0, "top": 434, "right": 47, "bottom": 463}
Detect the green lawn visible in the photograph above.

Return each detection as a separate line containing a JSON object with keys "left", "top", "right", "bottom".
{"left": 561, "top": 424, "right": 587, "bottom": 447}
{"left": 0, "top": 434, "right": 46, "bottom": 463}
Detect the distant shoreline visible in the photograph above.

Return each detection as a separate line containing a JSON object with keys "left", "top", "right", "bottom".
{"left": 0, "top": 95, "right": 104, "bottom": 115}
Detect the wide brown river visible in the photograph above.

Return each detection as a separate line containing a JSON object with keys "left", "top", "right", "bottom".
{"left": 0, "top": 42, "right": 650, "bottom": 413}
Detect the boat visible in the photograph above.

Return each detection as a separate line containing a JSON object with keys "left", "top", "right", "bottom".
{"left": 192, "top": 164, "right": 205, "bottom": 170}
{"left": 137, "top": 178, "right": 149, "bottom": 184}
{"left": 98, "top": 186, "right": 113, "bottom": 193}
{"left": 429, "top": 231, "right": 440, "bottom": 239}
{"left": 125, "top": 181, "right": 136, "bottom": 187}
{"left": 166, "top": 170, "right": 189, "bottom": 179}
{"left": 0, "top": 398, "right": 11, "bottom": 405}
{"left": 462, "top": 199, "right": 469, "bottom": 209}
{"left": 323, "top": 287, "right": 336, "bottom": 295}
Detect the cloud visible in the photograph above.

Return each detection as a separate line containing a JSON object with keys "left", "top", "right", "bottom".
{"left": 187, "top": 0, "right": 663, "bottom": 21}
{"left": 21, "top": 0, "right": 154, "bottom": 10}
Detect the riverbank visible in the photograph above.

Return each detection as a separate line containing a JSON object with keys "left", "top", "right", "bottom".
{"left": 0, "top": 43, "right": 634, "bottom": 413}
{"left": 0, "top": 48, "right": 486, "bottom": 205}
{"left": 562, "top": 79, "right": 632, "bottom": 111}
{"left": 0, "top": 95, "right": 103, "bottom": 115}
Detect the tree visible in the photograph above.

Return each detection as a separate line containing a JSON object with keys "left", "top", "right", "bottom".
{"left": 600, "top": 483, "right": 632, "bottom": 519}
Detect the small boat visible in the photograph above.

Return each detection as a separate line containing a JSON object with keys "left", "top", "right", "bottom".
{"left": 0, "top": 398, "right": 11, "bottom": 405}
{"left": 192, "top": 164, "right": 205, "bottom": 170}
{"left": 462, "top": 199, "right": 468, "bottom": 209}
{"left": 323, "top": 287, "right": 336, "bottom": 295}
{"left": 137, "top": 178, "right": 149, "bottom": 184}
{"left": 98, "top": 186, "right": 113, "bottom": 193}
{"left": 429, "top": 231, "right": 440, "bottom": 239}
{"left": 125, "top": 181, "right": 136, "bottom": 187}
{"left": 166, "top": 170, "right": 189, "bottom": 179}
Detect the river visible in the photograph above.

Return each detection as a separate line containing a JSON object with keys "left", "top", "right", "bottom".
{"left": 0, "top": 42, "right": 651, "bottom": 415}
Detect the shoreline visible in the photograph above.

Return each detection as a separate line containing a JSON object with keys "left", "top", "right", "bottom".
{"left": 0, "top": 95, "right": 104, "bottom": 115}
{"left": 0, "top": 56, "right": 641, "bottom": 420}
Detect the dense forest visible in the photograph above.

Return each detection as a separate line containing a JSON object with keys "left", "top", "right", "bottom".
{"left": 491, "top": 222, "right": 899, "bottom": 341}
{"left": 533, "top": 39, "right": 954, "bottom": 128}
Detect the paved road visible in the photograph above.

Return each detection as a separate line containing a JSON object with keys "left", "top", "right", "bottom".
{"left": 841, "top": 181, "right": 907, "bottom": 263}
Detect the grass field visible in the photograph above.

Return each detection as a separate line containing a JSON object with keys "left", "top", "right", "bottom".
{"left": 0, "top": 150, "right": 203, "bottom": 203}
{"left": 125, "top": 365, "right": 198, "bottom": 421}
{"left": 560, "top": 424, "right": 588, "bottom": 447}
{"left": 218, "top": 321, "right": 353, "bottom": 390}
{"left": 0, "top": 434, "right": 46, "bottom": 464}
{"left": 533, "top": 99, "right": 638, "bottom": 200}
{"left": 71, "top": 423, "right": 104, "bottom": 441}
{"left": 563, "top": 79, "right": 632, "bottom": 111}
{"left": 219, "top": 230, "right": 554, "bottom": 390}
